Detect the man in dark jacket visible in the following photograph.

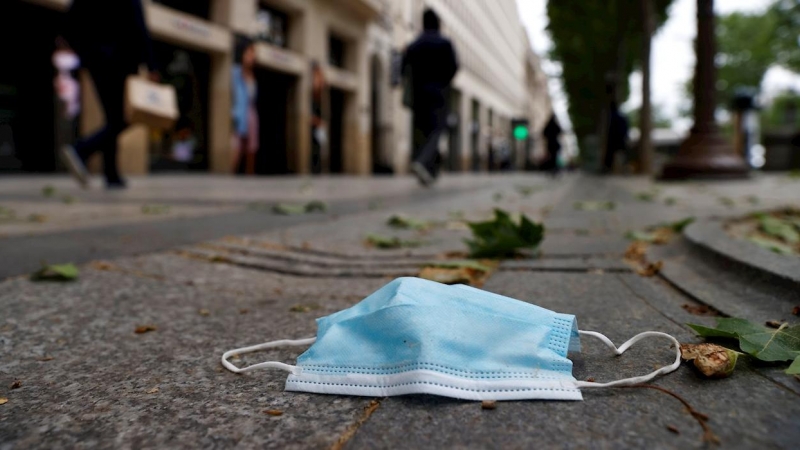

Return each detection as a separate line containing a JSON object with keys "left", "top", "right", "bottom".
{"left": 60, "top": 0, "right": 157, "bottom": 189}
{"left": 403, "top": 9, "right": 459, "bottom": 186}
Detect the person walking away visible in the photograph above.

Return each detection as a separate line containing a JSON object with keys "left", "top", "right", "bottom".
{"left": 60, "top": 0, "right": 158, "bottom": 189}
{"left": 603, "top": 101, "right": 629, "bottom": 174}
{"left": 542, "top": 114, "right": 562, "bottom": 176}
{"left": 402, "top": 9, "right": 459, "bottom": 186}
{"left": 310, "top": 61, "right": 327, "bottom": 174}
{"left": 231, "top": 38, "right": 259, "bottom": 175}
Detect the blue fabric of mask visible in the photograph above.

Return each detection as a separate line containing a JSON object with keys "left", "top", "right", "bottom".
{"left": 222, "top": 277, "right": 681, "bottom": 401}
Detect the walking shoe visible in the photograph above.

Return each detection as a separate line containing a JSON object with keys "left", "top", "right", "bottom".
{"left": 410, "top": 161, "right": 434, "bottom": 187}
{"left": 105, "top": 178, "right": 128, "bottom": 190}
{"left": 59, "top": 145, "right": 89, "bottom": 188}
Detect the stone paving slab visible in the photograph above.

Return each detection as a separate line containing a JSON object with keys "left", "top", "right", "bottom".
{"left": 0, "top": 261, "right": 389, "bottom": 449}
{"left": 349, "top": 272, "right": 800, "bottom": 449}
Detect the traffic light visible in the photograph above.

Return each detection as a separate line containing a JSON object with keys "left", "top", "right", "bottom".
{"left": 512, "top": 119, "right": 529, "bottom": 141}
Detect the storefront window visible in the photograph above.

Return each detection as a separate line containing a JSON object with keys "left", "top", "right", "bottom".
{"left": 255, "top": 6, "right": 289, "bottom": 48}
{"left": 329, "top": 35, "right": 347, "bottom": 69}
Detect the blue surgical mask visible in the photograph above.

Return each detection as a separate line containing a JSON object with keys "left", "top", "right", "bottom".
{"left": 222, "top": 277, "right": 680, "bottom": 401}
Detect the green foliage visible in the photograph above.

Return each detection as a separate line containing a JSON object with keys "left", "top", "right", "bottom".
{"left": 42, "top": 185, "right": 55, "bottom": 197}
{"left": 387, "top": 214, "right": 429, "bottom": 230}
{"left": 573, "top": 200, "right": 615, "bottom": 211}
{"left": 712, "top": 2, "right": 800, "bottom": 107}
{"left": 757, "top": 214, "right": 800, "bottom": 244}
{"left": 31, "top": 263, "right": 79, "bottom": 282}
{"left": 688, "top": 318, "right": 800, "bottom": 373}
{"left": 716, "top": 11, "right": 778, "bottom": 104}
{"left": 268, "top": 201, "right": 328, "bottom": 215}
{"left": 464, "top": 209, "right": 544, "bottom": 258}
{"left": 626, "top": 104, "right": 674, "bottom": 130}
{"left": 365, "top": 233, "right": 423, "bottom": 249}
{"left": 761, "top": 91, "right": 800, "bottom": 131}
{"left": 547, "top": 0, "right": 674, "bottom": 141}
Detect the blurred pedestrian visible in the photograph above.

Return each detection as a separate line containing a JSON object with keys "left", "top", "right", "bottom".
{"left": 311, "top": 61, "right": 327, "bottom": 174}
{"left": 402, "top": 9, "right": 459, "bottom": 186}
{"left": 542, "top": 114, "right": 562, "bottom": 176}
{"left": 60, "top": 0, "right": 158, "bottom": 189}
{"left": 231, "top": 37, "right": 259, "bottom": 175}
{"left": 603, "top": 101, "right": 629, "bottom": 174}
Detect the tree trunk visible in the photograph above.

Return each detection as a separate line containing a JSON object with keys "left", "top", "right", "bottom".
{"left": 639, "top": 0, "right": 654, "bottom": 174}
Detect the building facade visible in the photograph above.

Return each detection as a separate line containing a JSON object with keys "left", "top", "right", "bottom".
{"left": 3, "top": 0, "right": 549, "bottom": 176}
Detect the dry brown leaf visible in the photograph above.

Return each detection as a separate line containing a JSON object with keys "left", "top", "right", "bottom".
{"left": 0, "top": 398, "right": 7, "bottom": 405}
{"left": 135, "top": 325, "right": 157, "bottom": 334}
{"left": 793, "top": 306, "right": 800, "bottom": 316}
{"left": 585, "top": 377, "right": 596, "bottom": 383}
{"left": 624, "top": 241, "right": 648, "bottom": 262}
{"left": 635, "top": 261, "right": 663, "bottom": 277}
{"left": 38, "top": 356, "right": 54, "bottom": 362}
{"left": 9, "top": 380, "right": 21, "bottom": 389}
{"left": 263, "top": 409, "right": 283, "bottom": 416}
{"left": 667, "top": 425, "right": 680, "bottom": 434}
{"left": 681, "top": 304, "right": 718, "bottom": 316}
{"left": 418, "top": 267, "right": 473, "bottom": 285}
{"left": 239, "top": 308, "right": 249, "bottom": 314}
{"left": 198, "top": 309, "right": 211, "bottom": 317}
{"left": 90, "top": 261, "right": 117, "bottom": 271}
{"left": 302, "top": 241, "right": 312, "bottom": 250}
{"left": 680, "top": 343, "right": 738, "bottom": 378}
{"left": 147, "top": 387, "right": 159, "bottom": 394}
{"left": 481, "top": 400, "right": 497, "bottom": 410}
{"left": 765, "top": 320, "right": 785, "bottom": 329}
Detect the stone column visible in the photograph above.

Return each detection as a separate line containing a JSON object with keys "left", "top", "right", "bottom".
{"left": 661, "top": 0, "right": 748, "bottom": 179}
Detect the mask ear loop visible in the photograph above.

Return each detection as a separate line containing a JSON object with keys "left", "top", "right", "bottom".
{"left": 573, "top": 331, "right": 681, "bottom": 388}
{"left": 221, "top": 337, "right": 316, "bottom": 375}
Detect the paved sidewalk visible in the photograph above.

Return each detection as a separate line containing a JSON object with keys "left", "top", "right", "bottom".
{"left": 1, "top": 173, "right": 799, "bottom": 449}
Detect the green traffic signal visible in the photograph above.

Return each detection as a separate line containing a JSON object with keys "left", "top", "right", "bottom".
{"left": 513, "top": 125, "right": 529, "bottom": 141}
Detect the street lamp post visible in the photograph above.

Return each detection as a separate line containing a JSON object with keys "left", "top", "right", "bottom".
{"left": 661, "top": 0, "right": 749, "bottom": 179}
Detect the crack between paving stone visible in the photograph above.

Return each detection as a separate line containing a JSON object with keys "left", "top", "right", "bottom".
{"left": 615, "top": 274, "right": 695, "bottom": 333}
{"left": 330, "top": 398, "right": 382, "bottom": 450}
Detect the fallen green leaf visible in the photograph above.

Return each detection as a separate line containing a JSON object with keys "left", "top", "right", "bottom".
{"left": 745, "top": 195, "right": 760, "bottom": 205}
{"left": 664, "top": 197, "right": 678, "bottom": 206}
{"left": 758, "top": 215, "right": 799, "bottom": 244}
{"left": 719, "top": 197, "right": 735, "bottom": 208}
{"left": 787, "top": 355, "right": 800, "bottom": 375}
{"left": 574, "top": 201, "right": 615, "bottom": 211}
{"left": 625, "top": 230, "right": 661, "bottom": 243}
{"left": 668, "top": 217, "right": 695, "bottom": 233}
{"left": 515, "top": 186, "right": 539, "bottom": 197}
{"left": 636, "top": 192, "right": 656, "bottom": 202}
{"left": 688, "top": 318, "right": 800, "bottom": 363}
{"left": 61, "top": 195, "right": 76, "bottom": 205}
{"left": 366, "top": 233, "right": 422, "bottom": 249}
{"left": 305, "top": 200, "right": 328, "bottom": 213}
{"left": 272, "top": 201, "right": 327, "bottom": 215}
{"left": 748, "top": 236, "right": 795, "bottom": 255}
{"left": 387, "top": 214, "right": 429, "bottom": 230}
{"left": 42, "top": 185, "right": 56, "bottom": 197}
{"left": 464, "top": 209, "right": 544, "bottom": 258}
{"left": 31, "top": 263, "right": 79, "bottom": 282}
{"left": 0, "top": 206, "right": 15, "bottom": 221}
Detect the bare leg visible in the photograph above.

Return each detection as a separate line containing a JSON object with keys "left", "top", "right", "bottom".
{"left": 246, "top": 152, "right": 256, "bottom": 175}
